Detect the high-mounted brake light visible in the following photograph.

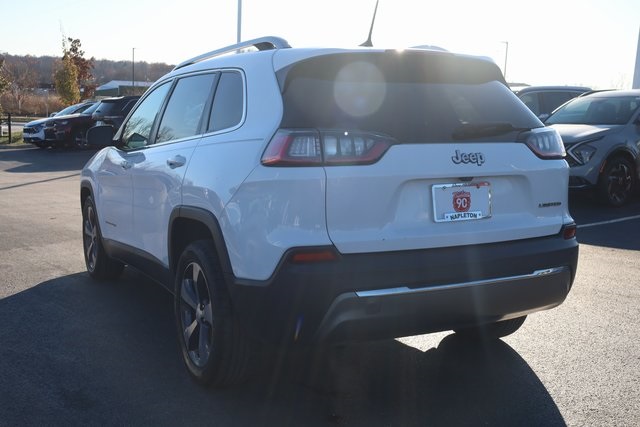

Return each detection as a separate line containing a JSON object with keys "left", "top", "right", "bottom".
{"left": 261, "top": 129, "right": 395, "bottom": 166}
{"left": 524, "top": 127, "right": 566, "bottom": 159}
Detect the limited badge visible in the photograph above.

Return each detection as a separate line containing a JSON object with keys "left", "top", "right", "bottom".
{"left": 452, "top": 190, "right": 471, "bottom": 213}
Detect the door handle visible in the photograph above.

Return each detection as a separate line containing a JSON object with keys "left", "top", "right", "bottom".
{"left": 166, "top": 155, "right": 186, "bottom": 169}
{"left": 120, "top": 160, "right": 133, "bottom": 170}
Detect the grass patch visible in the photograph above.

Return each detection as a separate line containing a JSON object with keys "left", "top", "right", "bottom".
{"left": 0, "top": 131, "right": 26, "bottom": 146}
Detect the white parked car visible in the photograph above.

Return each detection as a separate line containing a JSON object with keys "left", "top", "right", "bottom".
{"left": 81, "top": 37, "right": 579, "bottom": 386}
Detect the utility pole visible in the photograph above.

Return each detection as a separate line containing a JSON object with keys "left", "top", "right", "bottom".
{"left": 132, "top": 47, "right": 136, "bottom": 93}
{"left": 501, "top": 41, "right": 509, "bottom": 81}
{"left": 633, "top": 27, "right": 640, "bottom": 89}
{"left": 237, "top": 0, "right": 242, "bottom": 43}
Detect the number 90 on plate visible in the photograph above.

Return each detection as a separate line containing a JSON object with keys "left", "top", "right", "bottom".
{"left": 432, "top": 182, "right": 492, "bottom": 223}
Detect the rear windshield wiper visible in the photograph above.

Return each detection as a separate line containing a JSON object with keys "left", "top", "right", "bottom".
{"left": 452, "top": 122, "right": 531, "bottom": 139}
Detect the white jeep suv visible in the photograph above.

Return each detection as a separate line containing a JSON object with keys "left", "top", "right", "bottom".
{"left": 81, "top": 37, "right": 579, "bottom": 386}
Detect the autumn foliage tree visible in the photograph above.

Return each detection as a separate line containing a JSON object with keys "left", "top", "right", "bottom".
{"left": 63, "top": 38, "right": 95, "bottom": 97}
{"left": 54, "top": 55, "right": 80, "bottom": 105}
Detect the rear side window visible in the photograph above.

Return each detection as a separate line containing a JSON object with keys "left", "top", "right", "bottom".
{"left": 519, "top": 93, "right": 541, "bottom": 115}
{"left": 542, "top": 92, "right": 580, "bottom": 114}
{"left": 157, "top": 73, "right": 216, "bottom": 143}
{"left": 279, "top": 52, "right": 540, "bottom": 143}
{"left": 121, "top": 99, "right": 138, "bottom": 115}
{"left": 208, "top": 71, "right": 244, "bottom": 132}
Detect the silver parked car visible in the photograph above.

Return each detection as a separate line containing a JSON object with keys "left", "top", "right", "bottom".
{"left": 546, "top": 90, "right": 640, "bottom": 206}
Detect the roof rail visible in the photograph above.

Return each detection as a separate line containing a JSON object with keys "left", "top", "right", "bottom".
{"left": 173, "top": 36, "right": 291, "bottom": 71}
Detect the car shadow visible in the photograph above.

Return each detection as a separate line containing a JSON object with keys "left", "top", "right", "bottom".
{"left": 569, "top": 192, "right": 640, "bottom": 251}
{"left": 0, "top": 145, "right": 97, "bottom": 173}
{"left": 0, "top": 269, "right": 565, "bottom": 426}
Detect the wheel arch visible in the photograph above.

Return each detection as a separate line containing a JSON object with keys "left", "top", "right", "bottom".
{"left": 80, "top": 182, "right": 93, "bottom": 209}
{"left": 599, "top": 148, "right": 637, "bottom": 177}
{"left": 168, "top": 207, "right": 234, "bottom": 284}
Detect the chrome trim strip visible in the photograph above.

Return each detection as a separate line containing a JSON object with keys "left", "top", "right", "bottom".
{"left": 355, "top": 267, "right": 569, "bottom": 298}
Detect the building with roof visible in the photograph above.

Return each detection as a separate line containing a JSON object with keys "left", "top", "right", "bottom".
{"left": 95, "top": 80, "right": 153, "bottom": 97}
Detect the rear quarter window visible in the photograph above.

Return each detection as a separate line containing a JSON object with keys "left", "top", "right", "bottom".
{"left": 207, "top": 71, "right": 244, "bottom": 132}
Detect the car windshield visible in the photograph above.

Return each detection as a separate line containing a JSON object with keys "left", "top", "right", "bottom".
{"left": 546, "top": 95, "right": 640, "bottom": 125}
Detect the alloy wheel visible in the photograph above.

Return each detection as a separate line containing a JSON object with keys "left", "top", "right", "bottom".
{"left": 179, "top": 262, "right": 214, "bottom": 368}
{"left": 83, "top": 205, "right": 98, "bottom": 271}
{"left": 606, "top": 161, "right": 632, "bottom": 205}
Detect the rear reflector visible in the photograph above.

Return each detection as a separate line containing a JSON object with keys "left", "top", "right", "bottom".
{"left": 290, "top": 249, "right": 338, "bottom": 263}
{"left": 262, "top": 129, "right": 395, "bottom": 166}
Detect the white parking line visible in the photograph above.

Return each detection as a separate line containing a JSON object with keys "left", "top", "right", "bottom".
{"left": 577, "top": 214, "right": 640, "bottom": 229}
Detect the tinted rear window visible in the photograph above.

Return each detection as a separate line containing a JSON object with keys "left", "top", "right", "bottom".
{"left": 94, "top": 101, "right": 118, "bottom": 115}
{"left": 279, "top": 52, "right": 540, "bottom": 142}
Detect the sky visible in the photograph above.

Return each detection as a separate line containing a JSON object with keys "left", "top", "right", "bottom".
{"left": 2, "top": 0, "right": 639, "bottom": 89}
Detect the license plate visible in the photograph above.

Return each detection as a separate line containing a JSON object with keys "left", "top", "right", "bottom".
{"left": 432, "top": 182, "right": 491, "bottom": 222}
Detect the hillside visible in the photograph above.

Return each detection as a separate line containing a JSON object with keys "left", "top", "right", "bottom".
{"left": 0, "top": 53, "right": 174, "bottom": 87}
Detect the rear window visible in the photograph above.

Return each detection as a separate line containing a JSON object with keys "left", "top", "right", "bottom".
{"left": 279, "top": 52, "right": 540, "bottom": 143}
{"left": 93, "top": 101, "right": 119, "bottom": 115}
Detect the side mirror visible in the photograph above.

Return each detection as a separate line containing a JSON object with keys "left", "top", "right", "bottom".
{"left": 87, "top": 125, "right": 115, "bottom": 147}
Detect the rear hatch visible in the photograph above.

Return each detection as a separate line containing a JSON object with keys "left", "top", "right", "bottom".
{"left": 275, "top": 50, "right": 570, "bottom": 254}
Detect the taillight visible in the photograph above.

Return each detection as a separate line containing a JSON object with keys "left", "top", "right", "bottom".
{"left": 523, "top": 127, "right": 566, "bottom": 159}
{"left": 561, "top": 223, "right": 577, "bottom": 240}
{"left": 261, "top": 129, "right": 395, "bottom": 166}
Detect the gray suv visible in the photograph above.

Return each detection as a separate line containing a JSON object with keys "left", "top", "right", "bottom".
{"left": 546, "top": 90, "right": 640, "bottom": 206}
{"left": 514, "top": 85, "right": 591, "bottom": 120}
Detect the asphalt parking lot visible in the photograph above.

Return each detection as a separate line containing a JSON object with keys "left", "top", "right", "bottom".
{"left": 0, "top": 145, "right": 639, "bottom": 426}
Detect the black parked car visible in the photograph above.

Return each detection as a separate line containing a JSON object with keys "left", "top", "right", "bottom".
{"left": 91, "top": 96, "right": 140, "bottom": 130}
{"left": 46, "top": 96, "right": 139, "bottom": 149}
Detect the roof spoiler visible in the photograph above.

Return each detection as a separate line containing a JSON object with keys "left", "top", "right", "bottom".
{"left": 173, "top": 36, "right": 291, "bottom": 71}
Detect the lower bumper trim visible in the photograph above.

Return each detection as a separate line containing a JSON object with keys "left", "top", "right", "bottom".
{"left": 355, "top": 267, "right": 568, "bottom": 298}
{"left": 316, "top": 266, "right": 572, "bottom": 342}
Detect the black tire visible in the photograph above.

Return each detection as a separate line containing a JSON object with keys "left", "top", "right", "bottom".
{"left": 597, "top": 156, "right": 636, "bottom": 207}
{"left": 174, "top": 240, "right": 252, "bottom": 387}
{"left": 455, "top": 316, "right": 527, "bottom": 340}
{"left": 34, "top": 141, "right": 46, "bottom": 149}
{"left": 73, "top": 128, "right": 86, "bottom": 149}
{"left": 82, "top": 196, "right": 124, "bottom": 280}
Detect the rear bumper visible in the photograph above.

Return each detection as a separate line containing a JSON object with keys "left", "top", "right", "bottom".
{"left": 229, "top": 233, "right": 578, "bottom": 345}
{"left": 315, "top": 267, "right": 570, "bottom": 342}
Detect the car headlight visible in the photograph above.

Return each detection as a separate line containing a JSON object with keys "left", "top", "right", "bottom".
{"left": 572, "top": 144, "right": 597, "bottom": 165}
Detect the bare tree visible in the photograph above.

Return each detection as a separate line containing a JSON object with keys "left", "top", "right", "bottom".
{"left": 0, "top": 57, "right": 9, "bottom": 115}
{"left": 2, "top": 56, "right": 37, "bottom": 114}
